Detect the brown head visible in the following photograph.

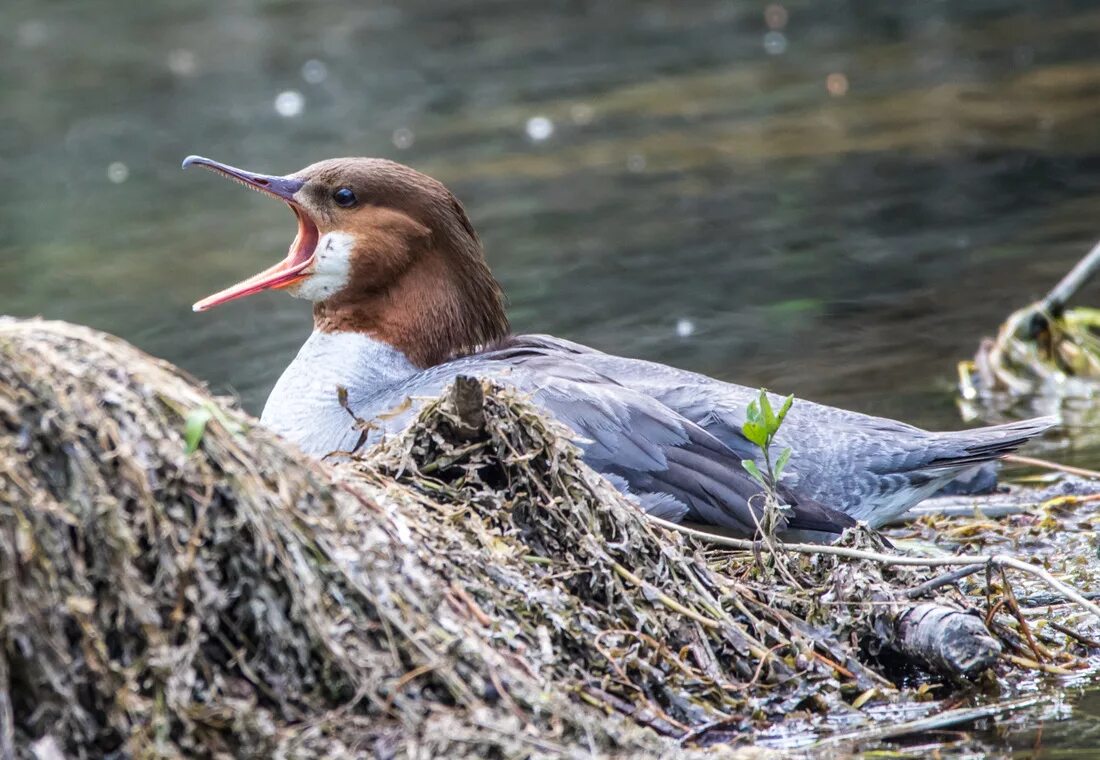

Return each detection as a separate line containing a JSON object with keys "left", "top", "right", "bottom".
{"left": 183, "top": 155, "right": 509, "bottom": 367}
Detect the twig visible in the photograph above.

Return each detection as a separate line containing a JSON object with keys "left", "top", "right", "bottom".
{"left": 1002, "top": 653, "right": 1079, "bottom": 676}
{"left": 999, "top": 566, "right": 1044, "bottom": 663}
{"left": 1017, "top": 590, "right": 1100, "bottom": 609}
{"left": 609, "top": 560, "right": 719, "bottom": 630}
{"left": 577, "top": 685, "right": 687, "bottom": 736}
{"left": 1003, "top": 454, "right": 1100, "bottom": 480}
{"left": 1040, "top": 238, "right": 1100, "bottom": 315}
{"left": 753, "top": 604, "right": 896, "bottom": 689}
{"left": 905, "top": 563, "right": 986, "bottom": 599}
{"left": 678, "top": 715, "right": 745, "bottom": 747}
{"left": 808, "top": 695, "right": 1044, "bottom": 748}
{"left": 1047, "top": 620, "right": 1100, "bottom": 649}
{"left": 1041, "top": 493, "right": 1100, "bottom": 512}
{"left": 382, "top": 663, "right": 438, "bottom": 712}
{"left": 595, "top": 629, "right": 704, "bottom": 683}
{"left": 449, "top": 582, "right": 493, "bottom": 627}
{"left": 812, "top": 651, "right": 855, "bottom": 680}
{"left": 643, "top": 514, "right": 1100, "bottom": 622}
{"left": 985, "top": 599, "right": 1008, "bottom": 629}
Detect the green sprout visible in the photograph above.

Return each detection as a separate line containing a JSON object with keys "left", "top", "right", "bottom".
{"left": 183, "top": 403, "right": 244, "bottom": 454}
{"left": 739, "top": 391, "right": 792, "bottom": 534}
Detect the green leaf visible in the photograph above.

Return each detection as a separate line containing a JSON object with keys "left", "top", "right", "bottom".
{"left": 746, "top": 399, "right": 761, "bottom": 425}
{"left": 183, "top": 407, "right": 213, "bottom": 454}
{"left": 759, "top": 389, "right": 777, "bottom": 433}
{"left": 741, "top": 459, "right": 766, "bottom": 486}
{"left": 776, "top": 394, "right": 794, "bottom": 426}
{"left": 774, "top": 447, "right": 792, "bottom": 480}
{"left": 742, "top": 420, "right": 768, "bottom": 448}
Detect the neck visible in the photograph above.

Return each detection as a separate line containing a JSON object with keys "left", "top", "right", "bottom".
{"left": 313, "top": 244, "right": 509, "bottom": 368}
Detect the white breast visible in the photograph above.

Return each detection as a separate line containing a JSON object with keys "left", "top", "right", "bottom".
{"left": 261, "top": 330, "right": 418, "bottom": 455}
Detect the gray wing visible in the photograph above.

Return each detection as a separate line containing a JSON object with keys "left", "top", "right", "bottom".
{"left": 471, "top": 340, "right": 853, "bottom": 536}
{"left": 524, "top": 335, "right": 1053, "bottom": 526}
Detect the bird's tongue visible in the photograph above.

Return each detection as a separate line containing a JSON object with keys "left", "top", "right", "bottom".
{"left": 192, "top": 207, "right": 319, "bottom": 312}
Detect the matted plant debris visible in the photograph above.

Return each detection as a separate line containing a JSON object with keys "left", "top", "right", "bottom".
{"left": 959, "top": 239, "right": 1100, "bottom": 422}
{"left": 1, "top": 318, "right": 1098, "bottom": 758}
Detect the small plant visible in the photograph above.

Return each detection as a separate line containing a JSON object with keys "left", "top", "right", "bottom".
{"left": 740, "top": 389, "right": 794, "bottom": 538}
{"left": 183, "top": 403, "right": 244, "bottom": 454}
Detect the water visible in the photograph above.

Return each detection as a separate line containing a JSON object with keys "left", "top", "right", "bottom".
{"left": 3, "top": 0, "right": 1100, "bottom": 753}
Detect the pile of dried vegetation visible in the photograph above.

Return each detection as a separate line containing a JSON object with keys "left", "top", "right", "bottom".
{"left": 959, "top": 239, "right": 1100, "bottom": 422}
{"left": 1, "top": 318, "right": 1098, "bottom": 758}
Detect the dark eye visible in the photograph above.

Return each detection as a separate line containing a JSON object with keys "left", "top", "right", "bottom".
{"left": 333, "top": 187, "right": 357, "bottom": 207}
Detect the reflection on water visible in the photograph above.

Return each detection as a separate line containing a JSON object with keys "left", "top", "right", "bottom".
{"left": 3, "top": 0, "right": 1100, "bottom": 753}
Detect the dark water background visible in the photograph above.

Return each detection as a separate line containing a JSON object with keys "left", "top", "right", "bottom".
{"left": 4, "top": 0, "right": 1100, "bottom": 754}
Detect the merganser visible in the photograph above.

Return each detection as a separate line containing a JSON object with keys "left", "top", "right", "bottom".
{"left": 182, "top": 155, "right": 1055, "bottom": 540}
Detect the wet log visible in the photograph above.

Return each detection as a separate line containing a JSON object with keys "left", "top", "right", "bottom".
{"left": 872, "top": 602, "right": 1001, "bottom": 677}
{"left": 812, "top": 549, "right": 1001, "bottom": 680}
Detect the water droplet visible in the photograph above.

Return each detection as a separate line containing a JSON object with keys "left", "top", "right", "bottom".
{"left": 392, "top": 127, "right": 415, "bottom": 150}
{"left": 107, "top": 162, "right": 129, "bottom": 184}
{"left": 274, "top": 90, "right": 305, "bottom": 117}
{"left": 525, "top": 116, "right": 554, "bottom": 142}
{"left": 626, "top": 154, "right": 647, "bottom": 173}
{"left": 826, "top": 72, "right": 849, "bottom": 97}
{"left": 676, "top": 318, "right": 695, "bottom": 338}
{"left": 570, "top": 104, "right": 594, "bottom": 125}
{"left": 301, "top": 59, "right": 328, "bottom": 84}
{"left": 763, "top": 31, "right": 787, "bottom": 55}
{"left": 764, "top": 3, "right": 788, "bottom": 30}
{"left": 167, "top": 49, "right": 196, "bottom": 77}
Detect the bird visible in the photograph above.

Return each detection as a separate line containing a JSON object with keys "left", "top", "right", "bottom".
{"left": 181, "top": 155, "right": 1055, "bottom": 541}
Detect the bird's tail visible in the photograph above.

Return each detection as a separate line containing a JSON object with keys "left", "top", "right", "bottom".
{"left": 928, "top": 416, "right": 1057, "bottom": 469}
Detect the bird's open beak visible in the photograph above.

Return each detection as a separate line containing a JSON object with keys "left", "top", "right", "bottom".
{"left": 182, "top": 155, "right": 319, "bottom": 311}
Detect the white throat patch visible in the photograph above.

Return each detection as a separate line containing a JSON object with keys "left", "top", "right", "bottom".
{"left": 288, "top": 231, "right": 354, "bottom": 301}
